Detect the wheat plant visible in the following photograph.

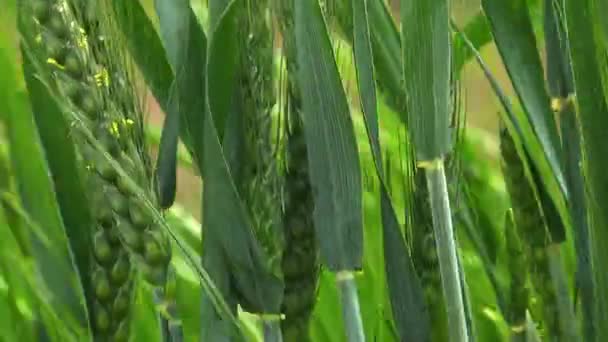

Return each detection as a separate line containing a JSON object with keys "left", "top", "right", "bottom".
{"left": 1, "top": 0, "right": 608, "bottom": 341}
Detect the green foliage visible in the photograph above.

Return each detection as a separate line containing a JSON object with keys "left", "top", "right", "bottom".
{"left": 0, "top": 0, "right": 606, "bottom": 341}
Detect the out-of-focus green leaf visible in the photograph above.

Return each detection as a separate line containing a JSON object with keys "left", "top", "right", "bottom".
{"left": 0, "top": 45, "right": 89, "bottom": 339}
{"left": 295, "top": 0, "right": 362, "bottom": 272}
{"left": 132, "top": 283, "right": 162, "bottom": 342}
{"left": 452, "top": 11, "right": 492, "bottom": 76}
{"left": 21, "top": 51, "right": 96, "bottom": 328}
{"left": 564, "top": 0, "right": 608, "bottom": 337}
{"left": 482, "top": 0, "right": 568, "bottom": 242}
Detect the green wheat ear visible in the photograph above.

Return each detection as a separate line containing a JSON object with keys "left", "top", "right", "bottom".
{"left": 24, "top": 0, "right": 178, "bottom": 339}
{"left": 408, "top": 167, "right": 448, "bottom": 342}
{"left": 504, "top": 208, "right": 530, "bottom": 340}
{"left": 276, "top": 1, "right": 321, "bottom": 340}
{"left": 499, "top": 122, "right": 558, "bottom": 339}
{"left": 236, "top": 0, "right": 284, "bottom": 282}
{"left": 232, "top": 3, "right": 286, "bottom": 339}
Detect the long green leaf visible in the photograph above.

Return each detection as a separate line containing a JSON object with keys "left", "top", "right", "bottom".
{"left": 366, "top": 0, "right": 402, "bottom": 113}
{"left": 154, "top": 0, "right": 208, "bottom": 208}
{"left": 563, "top": 0, "right": 608, "bottom": 337}
{"left": 295, "top": 0, "right": 365, "bottom": 340}
{"left": 402, "top": 1, "right": 469, "bottom": 341}
{"left": 351, "top": 0, "right": 429, "bottom": 341}
{"left": 0, "top": 46, "right": 89, "bottom": 339}
{"left": 544, "top": 2, "right": 593, "bottom": 338}
{"left": 295, "top": 0, "right": 363, "bottom": 273}
{"left": 481, "top": 0, "right": 568, "bottom": 242}
{"left": 402, "top": 0, "right": 451, "bottom": 161}
{"left": 21, "top": 52, "right": 96, "bottom": 334}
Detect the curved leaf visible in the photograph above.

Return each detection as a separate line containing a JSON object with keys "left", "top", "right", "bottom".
{"left": 154, "top": 0, "right": 208, "bottom": 208}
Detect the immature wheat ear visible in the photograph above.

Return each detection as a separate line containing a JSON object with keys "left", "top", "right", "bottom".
{"left": 28, "top": 0, "right": 180, "bottom": 339}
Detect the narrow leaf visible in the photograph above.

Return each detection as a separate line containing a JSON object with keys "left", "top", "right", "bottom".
{"left": 563, "top": 0, "right": 608, "bottom": 336}
{"left": 544, "top": 3, "right": 593, "bottom": 337}
{"left": 22, "top": 52, "right": 96, "bottom": 331}
{"left": 482, "top": 0, "right": 568, "bottom": 242}
{"left": 452, "top": 11, "right": 492, "bottom": 76}
{"left": 295, "top": 0, "right": 363, "bottom": 271}
{"left": 110, "top": 0, "right": 173, "bottom": 115}
{"left": 1, "top": 47, "right": 89, "bottom": 339}
{"left": 351, "top": 0, "right": 429, "bottom": 340}
{"left": 402, "top": 0, "right": 451, "bottom": 161}
{"left": 154, "top": 0, "right": 208, "bottom": 208}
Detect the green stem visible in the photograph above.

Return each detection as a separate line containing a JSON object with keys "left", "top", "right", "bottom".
{"left": 511, "top": 311, "right": 541, "bottom": 342}
{"left": 425, "top": 163, "right": 469, "bottom": 342}
{"left": 262, "top": 320, "right": 283, "bottom": 342}
{"left": 509, "top": 328, "right": 526, "bottom": 342}
{"left": 336, "top": 272, "right": 365, "bottom": 342}
{"left": 525, "top": 311, "right": 542, "bottom": 342}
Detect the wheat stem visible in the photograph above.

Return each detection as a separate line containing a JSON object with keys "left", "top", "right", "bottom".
{"left": 425, "top": 161, "right": 469, "bottom": 342}
{"left": 336, "top": 272, "right": 365, "bottom": 342}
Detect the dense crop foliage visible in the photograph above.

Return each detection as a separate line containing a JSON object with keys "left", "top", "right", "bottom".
{"left": 1, "top": 0, "right": 608, "bottom": 341}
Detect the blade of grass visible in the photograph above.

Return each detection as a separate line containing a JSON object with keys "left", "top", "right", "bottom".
{"left": 351, "top": 0, "right": 429, "bottom": 341}
{"left": 21, "top": 52, "right": 96, "bottom": 337}
{"left": 452, "top": 11, "right": 492, "bottom": 77}
{"left": 563, "top": 0, "right": 608, "bottom": 337}
{"left": 200, "top": 236, "right": 241, "bottom": 342}
{"left": 402, "top": 1, "right": 468, "bottom": 341}
{"left": 544, "top": 1, "right": 593, "bottom": 339}
{"left": 1, "top": 58, "right": 90, "bottom": 341}
{"left": 154, "top": 0, "right": 187, "bottom": 208}
{"left": 481, "top": 0, "right": 569, "bottom": 242}
{"left": 146, "top": 123, "right": 195, "bottom": 172}
{"left": 294, "top": 0, "right": 364, "bottom": 282}
{"left": 154, "top": 0, "right": 207, "bottom": 208}
{"left": 294, "top": 0, "right": 364, "bottom": 340}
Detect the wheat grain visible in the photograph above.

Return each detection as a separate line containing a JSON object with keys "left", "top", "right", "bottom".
{"left": 26, "top": 1, "right": 179, "bottom": 338}
{"left": 500, "top": 123, "right": 559, "bottom": 339}
{"left": 276, "top": 2, "right": 320, "bottom": 340}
